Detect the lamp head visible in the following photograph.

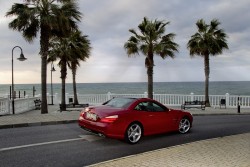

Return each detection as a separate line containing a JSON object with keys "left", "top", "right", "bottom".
{"left": 17, "top": 53, "right": 27, "bottom": 61}
{"left": 51, "top": 66, "right": 56, "bottom": 72}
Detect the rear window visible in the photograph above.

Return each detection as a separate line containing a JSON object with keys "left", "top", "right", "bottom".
{"left": 103, "top": 98, "right": 136, "bottom": 108}
{"left": 134, "top": 101, "right": 167, "bottom": 112}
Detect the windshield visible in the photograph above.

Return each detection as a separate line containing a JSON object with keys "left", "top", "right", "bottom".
{"left": 103, "top": 98, "right": 136, "bottom": 108}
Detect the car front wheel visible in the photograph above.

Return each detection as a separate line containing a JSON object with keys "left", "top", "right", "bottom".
{"left": 125, "top": 123, "right": 142, "bottom": 144}
{"left": 179, "top": 118, "right": 191, "bottom": 134}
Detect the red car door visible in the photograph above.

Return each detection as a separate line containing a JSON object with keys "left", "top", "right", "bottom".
{"left": 133, "top": 101, "right": 176, "bottom": 135}
{"left": 152, "top": 110, "right": 177, "bottom": 133}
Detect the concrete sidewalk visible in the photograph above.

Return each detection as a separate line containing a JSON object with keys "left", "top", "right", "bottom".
{"left": 0, "top": 105, "right": 81, "bottom": 128}
{"left": 0, "top": 105, "right": 249, "bottom": 128}
{"left": 0, "top": 106, "right": 250, "bottom": 167}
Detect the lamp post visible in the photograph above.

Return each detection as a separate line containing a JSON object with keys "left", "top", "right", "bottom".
{"left": 12, "top": 46, "right": 27, "bottom": 114}
{"left": 50, "top": 62, "right": 56, "bottom": 105}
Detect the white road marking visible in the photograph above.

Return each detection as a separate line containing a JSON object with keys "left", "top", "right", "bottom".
{"left": 79, "top": 135, "right": 104, "bottom": 142}
{"left": 0, "top": 135, "right": 103, "bottom": 152}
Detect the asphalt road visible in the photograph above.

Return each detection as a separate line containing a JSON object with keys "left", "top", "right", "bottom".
{"left": 0, "top": 115, "right": 250, "bottom": 167}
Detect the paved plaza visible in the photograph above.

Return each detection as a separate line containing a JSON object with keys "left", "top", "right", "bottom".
{"left": 89, "top": 133, "right": 250, "bottom": 167}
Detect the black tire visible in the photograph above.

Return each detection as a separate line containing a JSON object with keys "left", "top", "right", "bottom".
{"left": 125, "top": 123, "right": 142, "bottom": 144}
{"left": 179, "top": 118, "right": 191, "bottom": 134}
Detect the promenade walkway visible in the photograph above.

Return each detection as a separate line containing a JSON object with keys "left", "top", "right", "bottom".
{"left": 1, "top": 105, "right": 249, "bottom": 128}
{"left": 0, "top": 105, "right": 80, "bottom": 128}
{"left": 90, "top": 133, "right": 250, "bottom": 167}
{"left": 0, "top": 105, "right": 250, "bottom": 167}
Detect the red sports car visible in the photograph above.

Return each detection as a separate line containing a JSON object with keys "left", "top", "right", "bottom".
{"left": 78, "top": 97, "right": 193, "bottom": 144}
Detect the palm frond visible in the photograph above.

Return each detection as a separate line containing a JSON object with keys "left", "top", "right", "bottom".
{"left": 125, "top": 17, "right": 178, "bottom": 60}
{"left": 187, "top": 18, "right": 228, "bottom": 57}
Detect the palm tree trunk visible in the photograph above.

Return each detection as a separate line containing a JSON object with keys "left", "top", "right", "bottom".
{"left": 146, "top": 48, "right": 154, "bottom": 99}
{"left": 72, "top": 68, "right": 79, "bottom": 105}
{"left": 147, "top": 51, "right": 154, "bottom": 99}
{"left": 204, "top": 54, "right": 210, "bottom": 107}
{"left": 60, "top": 60, "right": 67, "bottom": 111}
{"left": 40, "top": 26, "right": 49, "bottom": 114}
{"left": 146, "top": 49, "right": 154, "bottom": 99}
{"left": 147, "top": 66, "right": 153, "bottom": 99}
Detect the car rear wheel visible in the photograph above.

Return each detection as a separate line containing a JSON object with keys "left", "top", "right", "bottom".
{"left": 179, "top": 118, "right": 191, "bottom": 134}
{"left": 125, "top": 123, "right": 142, "bottom": 144}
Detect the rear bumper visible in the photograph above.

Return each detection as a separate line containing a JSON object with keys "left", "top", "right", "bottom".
{"left": 78, "top": 117, "right": 124, "bottom": 139}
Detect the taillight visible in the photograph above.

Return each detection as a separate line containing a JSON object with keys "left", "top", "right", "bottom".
{"left": 79, "top": 111, "right": 85, "bottom": 121}
{"left": 80, "top": 111, "right": 84, "bottom": 117}
{"left": 100, "top": 115, "right": 118, "bottom": 123}
{"left": 85, "top": 107, "right": 91, "bottom": 112}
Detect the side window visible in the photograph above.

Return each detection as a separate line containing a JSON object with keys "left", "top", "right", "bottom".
{"left": 151, "top": 102, "right": 165, "bottom": 112}
{"left": 134, "top": 102, "right": 148, "bottom": 111}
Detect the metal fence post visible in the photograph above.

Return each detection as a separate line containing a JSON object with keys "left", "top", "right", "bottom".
{"left": 66, "top": 93, "right": 69, "bottom": 104}
{"left": 237, "top": 96, "right": 241, "bottom": 113}
{"left": 107, "top": 92, "right": 111, "bottom": 100}
{"left": 190, "top": 92, "right": 194, "bottom": 101}
{"left": 225, "top": 93, "right": 229, "bottom": 108}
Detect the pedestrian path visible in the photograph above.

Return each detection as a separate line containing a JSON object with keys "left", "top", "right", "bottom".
{"left": 89, "top": 133, "right": 250, "bottom": 167}
{"left": 0, "top": 105, "right": 250, "bottom": 167}
{"left": 0, "top": 105, "right": 249, "bottom": 128}
{"left": 0, "top": 105, "right": 80, "bottom": 128}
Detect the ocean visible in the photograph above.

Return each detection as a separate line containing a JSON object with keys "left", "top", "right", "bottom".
{"left": 0, "top": 81, "right": 250, "bottom": 97}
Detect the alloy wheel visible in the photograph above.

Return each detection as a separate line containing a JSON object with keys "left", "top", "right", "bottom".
{"left": 179, "top": 118, "right": 191, "bottom": 134}
{"left": 126, "top": 123, "right": 142, "bottom": 144}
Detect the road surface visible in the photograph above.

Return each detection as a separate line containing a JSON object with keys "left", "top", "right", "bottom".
{"left": 0, "top": 115, "right": 249, "bottom": 167}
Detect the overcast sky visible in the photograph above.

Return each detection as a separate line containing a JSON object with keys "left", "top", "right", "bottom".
{"left": 0, "top": 0, "right": 250, "bottom": 84}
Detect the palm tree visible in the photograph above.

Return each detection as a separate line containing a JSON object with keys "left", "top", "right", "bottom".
{"left": 48, "top": 30, "right": 91, "bottom": 110}
{"left": 124, "top": 17, "right": 179, "bottom": 99}
{"left": 187, "top": 19, "right": 228, "bottom": 107}
{"left": 68, "top": 31, "right": 91, "bottom": 105}
{"left": 48, "top": 36, "right": 72, "bottom": 111}
{"left": 6, "top": 0, "right": 81, "bottom": 114}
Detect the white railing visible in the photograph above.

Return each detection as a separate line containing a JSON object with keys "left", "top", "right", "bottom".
{"left": 228, "top": 95, "right": 250, "bottom": 108}
{"left": 0, "top": 94, "right": 10, "bottom": 98}
{"left": 0, "top": 98, "right": 10, "bottom": 115}
{"left": 14, "top": 97, "right": 38, "bottom": 114}
{"left": 1, "top": 92, "right": 250, "bottom": 115}
{"left": 63, "top": 92, "right": 250, "bottom": 108}
{"left": 46, "top": 93, "right": 59, "bottom": 105}
{"left": 65, "top": 92, "right": 146, "bottom": 106}
{"left": 0, "top": 97, "right": 38, "bottom": 115}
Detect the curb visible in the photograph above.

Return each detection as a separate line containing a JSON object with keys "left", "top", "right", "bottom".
{"left": 0, "top": 113, "right": 250, "bottom": 130}
{"left": 0, "top": 120, "right": 78, "bottom": 129}
{"left": 192, "top": 113, "right": 250, "bottom": 116}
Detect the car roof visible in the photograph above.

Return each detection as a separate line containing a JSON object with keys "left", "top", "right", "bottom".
{"left": 113, "top": 97, "right": 153, "bottom": 101}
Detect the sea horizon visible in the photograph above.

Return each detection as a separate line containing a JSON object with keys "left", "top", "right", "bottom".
{"left": 1, "top": 81, "right": 250, "bottom": 97}
{"left": 1, "top": 80, "right": 250, "bottom": 85}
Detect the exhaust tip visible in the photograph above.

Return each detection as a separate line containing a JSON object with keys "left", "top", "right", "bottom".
{"left": 98, "top": 133, "right": 105, "bottom": 137}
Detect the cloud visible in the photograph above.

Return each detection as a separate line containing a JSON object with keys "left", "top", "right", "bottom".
{"left": 0, "top": 0, "right": 250, "bottom": 84}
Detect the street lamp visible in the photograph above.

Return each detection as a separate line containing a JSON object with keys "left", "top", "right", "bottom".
{"left": 12, "top": 46, "right": 27, "bottom": 114}
{"left": 50, "top": 62, "right": 56, "bottom": 105}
